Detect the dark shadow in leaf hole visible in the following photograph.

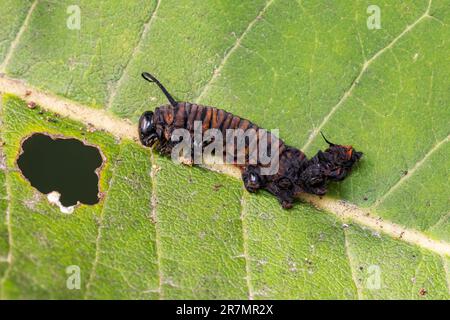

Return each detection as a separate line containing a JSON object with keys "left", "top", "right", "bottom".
{"left": 17, "top": 133, "right": 104, "bottom": 207}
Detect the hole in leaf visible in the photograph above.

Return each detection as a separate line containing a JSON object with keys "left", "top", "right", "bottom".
{"left": 17, "top": 133, "right": 104, "bottom": 207}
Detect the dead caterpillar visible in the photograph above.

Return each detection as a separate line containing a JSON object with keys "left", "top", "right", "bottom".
{"left": 138, "top": 72, "right": 362, "bottom": 209}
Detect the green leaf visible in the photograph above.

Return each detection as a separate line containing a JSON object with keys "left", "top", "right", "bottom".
{"left": 85, "top": 141, "right": 159, "bottom": 299}
{"left": 0, "top": 0, "right": 449, "bottom": 299}
{"left": 0, "top": 0, "right": 34, "bottom": 65}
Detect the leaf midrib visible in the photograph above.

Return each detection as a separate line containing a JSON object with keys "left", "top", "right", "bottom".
{"left": 1, "top": 75, "right": 449, "bottom": 254}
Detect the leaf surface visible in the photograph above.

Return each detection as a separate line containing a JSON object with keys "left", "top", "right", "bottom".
{"left": 0, "top": 0, "right": 449, "bottom": 299}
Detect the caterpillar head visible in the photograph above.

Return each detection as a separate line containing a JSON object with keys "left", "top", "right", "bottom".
{"left": 138, "top": 111, "right": 158, "bottom": 147}
{"left": 242, "top": 165, "right": 264, "bottom": 193}
{"left": 140, "top": 72, "right": 179, "bottom": 148}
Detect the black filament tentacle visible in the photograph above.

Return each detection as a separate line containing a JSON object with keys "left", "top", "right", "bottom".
{"left": 142, "top": 72, "right": 178, "bottom": 107}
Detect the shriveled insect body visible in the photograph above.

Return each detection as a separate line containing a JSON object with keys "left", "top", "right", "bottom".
{"left": 139, "top": 72, "right": 363, "bottom": 209}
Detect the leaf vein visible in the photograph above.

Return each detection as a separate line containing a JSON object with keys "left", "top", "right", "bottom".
{"left": 150, "top": 149, "right": 164, "bottom": 299}
{"left": 195, "top": 0, "right": 276, "bottom": 103}
{"left": 106, "top": 0, "right": 161, "bottom": 110}
{"left": 0, "top": 172, "right": 12, "bottom": 299}
{"left": 441, "top": 255, "right": 450, "bottom": 295}
{"left": 301, "top": 0, "right": 433, "bottom": 151}
{"left": 427, "top": 212, "right": 450, "bottom": 233}
{"left": 84, "top": 143, "right": 124, "bottom": 299}
{"left": 240, "top": 191, "right": 254, "bottom": 300}
{"left": 0, "top": 99, "right": 13, "bottom": 299}
{"left": 0, "top": 0, "right": 39, "bottom": 72}
{"left": 343, "top": 228, "right": 363, "bottom": 299}
{"left": 410, "top": 254, "right": 423, "bottom": 298}
{"left": 373, "top": 133, "right": 450, "bottom": 208}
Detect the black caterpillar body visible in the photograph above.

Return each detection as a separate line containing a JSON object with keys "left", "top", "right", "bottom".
{"left": 139, "top": 72, "right": 363, "bottom": 209}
